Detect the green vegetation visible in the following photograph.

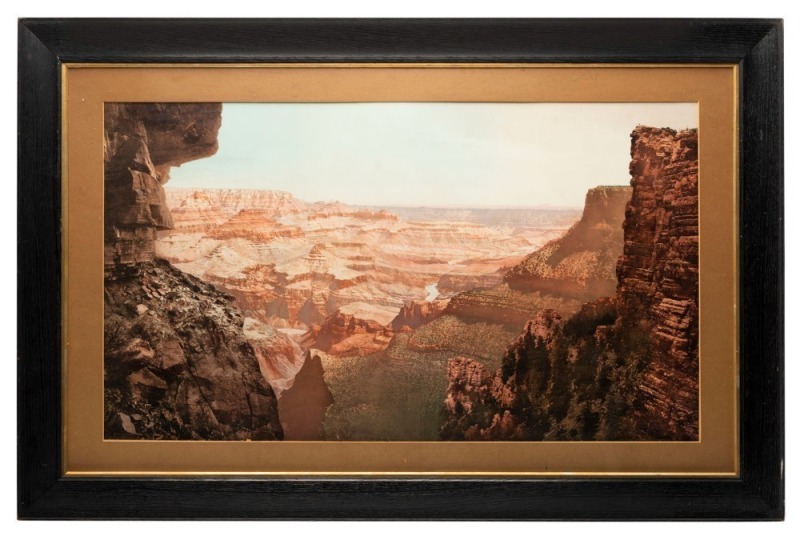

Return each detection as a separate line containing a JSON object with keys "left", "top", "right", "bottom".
{"left": 321, "top": 318, "right": 514, "bottom": 440}
{"left": 439, "top": 298, "right": 654, "bottom": 441}
{"left": 408, "top": 315, "right": 519, "bottom": 366}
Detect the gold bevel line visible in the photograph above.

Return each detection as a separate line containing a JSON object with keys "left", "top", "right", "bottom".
{"left": 63, "top": 62, "right": 737, "bottom": 69}
{"left": 60, "top": 63, "right": 71, "bottom": 476}
{"left": 62, "top": 64, "right": 737, "bottom": 477}
{"left": 65, "top": 471, "right": 738, "bottom": 478}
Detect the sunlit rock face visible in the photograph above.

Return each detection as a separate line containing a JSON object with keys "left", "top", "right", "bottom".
{"left": 157, "top": 188, "right": 579, "bottom": 330}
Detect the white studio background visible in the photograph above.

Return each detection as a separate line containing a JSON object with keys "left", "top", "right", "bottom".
{"left": 0, "top": 1, "right": 796, "bottom": 535}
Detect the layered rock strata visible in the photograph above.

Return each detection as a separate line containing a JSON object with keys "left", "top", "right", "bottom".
{"left": 157, "top": 188, "right": 573, "bottom": 329}
{"left": 442, "top": 285, "right": 583, "bottom": 329}
{"left": 619, "top": 126, "right": 699, "bottom": 439}
{"left": 441, "top": 127, "right": 699, "bottom": 441}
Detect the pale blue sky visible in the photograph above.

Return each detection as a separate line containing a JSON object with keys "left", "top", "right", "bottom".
{"left": 168, "top": 102, "right": 698, "bottom": 208}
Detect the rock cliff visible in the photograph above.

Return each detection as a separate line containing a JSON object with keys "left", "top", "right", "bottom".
{"left": 442, "top": 285, "right": 583, "bottom": 329}
{"left": 104, "top": 103, "right": 222, "bottom": 265}
{"left": 104, "top": 104, "right": 284, "bottom": 440}
{"left": 277, "top": 352, "right": 334, "bottom": 440}
{"left": 618, "top": 126, "right": 699, "bottom": 439}
{"left": 441, "top": 127, "right": 699, "bottom": 441}
{"left": 504, "top": 186, "right": 632, "bottom": 300}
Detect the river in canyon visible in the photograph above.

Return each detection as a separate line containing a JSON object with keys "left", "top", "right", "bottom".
{"left": 424, "top": 283, "right": 440, "bottom": 302}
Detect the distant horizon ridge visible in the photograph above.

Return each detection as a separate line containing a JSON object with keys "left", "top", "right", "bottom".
{"left": 164, "top": 186, "right": 584, "bottom": 211}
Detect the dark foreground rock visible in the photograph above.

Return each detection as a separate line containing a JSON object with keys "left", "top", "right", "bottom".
{"left": 104, "top": 259, "right": 284, "bottom": 440}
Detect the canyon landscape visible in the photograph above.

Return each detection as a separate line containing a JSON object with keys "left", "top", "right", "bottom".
{"left": 104, "top": 102, "right": 699, "bottom": 441}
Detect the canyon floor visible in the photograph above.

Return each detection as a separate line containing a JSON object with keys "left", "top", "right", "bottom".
{"left": 156, "top": 188, "right": 582, "bottom": 439}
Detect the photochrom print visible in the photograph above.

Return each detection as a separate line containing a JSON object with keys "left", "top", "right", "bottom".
{"left": 103, "top": 102, "right": 699, "bottom": 442}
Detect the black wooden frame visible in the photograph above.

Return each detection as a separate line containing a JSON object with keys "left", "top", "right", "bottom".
{"left": 18, "top": 19, "right": 783, "bottom": 520}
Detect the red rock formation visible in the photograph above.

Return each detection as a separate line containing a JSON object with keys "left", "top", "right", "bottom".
{"left": 104, "top": 103, "right": 222, "bottom": 265}
{"left": 441, "top": 310, "right": 565, "bottom": 441}
{"left": 158, "top": 188, "right": 550, "bottom": 330}
{"left": 307, "top": 310, "right": 394, "bottom": 357}
{"left": 619, "top": 126, "right": 699, "bottom": 440}
{"left": 207, "top": 209, "right": 304, "bottom": 241}
{"left": 167, "top": 190, "right": 228, "bottom": 232}
{"left": 307, "top": 208, "right": 399, "bottom": 222}
{"left": 390, "top": 299, "right": 449, "bottom": 330}
{"left": 504, "top": 186, "right": 632, "bottom": 300}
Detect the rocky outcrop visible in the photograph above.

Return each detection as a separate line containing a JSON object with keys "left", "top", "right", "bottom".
{"left": 306, "top": 310, "right": 394, "bottom": 357}
{"left": 441, "top": 310, "right": 573, "bottom": 441}
{"left": 104, "top": 103, "right": 222, "bottom": 265}
{"left": 504, "top": 186, "right": 632, "bottom": 300}
{"left": 207, "top": 209, "right": 304, "bottom": 241}
{"left": 438, "top": 186, "right": 628, "bottom": 333}
{"left": 390, "top": 299, "right": 449, "bottom": 331}
{"left": 440, "top": 127, "right": 699, "bottom": 441}
{"left": 104, "top": 259, "right": 283, "bottom": 440}
{"left": 618, "top": 126, "right": 699, "bottom": 440}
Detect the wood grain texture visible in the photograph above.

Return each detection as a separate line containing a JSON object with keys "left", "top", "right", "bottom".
{"left": 17, "top": 18, "right": 783, "bottom": 520}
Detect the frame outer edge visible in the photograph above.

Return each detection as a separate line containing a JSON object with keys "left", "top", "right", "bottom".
{"left": 738, "top": 20, "right": 785, "bottom": 519}
{"left": 16, "top": 18, "right": 784, "bottom": 520}
{"left": 17, "top": 20, "right": 63, "bottom": 519}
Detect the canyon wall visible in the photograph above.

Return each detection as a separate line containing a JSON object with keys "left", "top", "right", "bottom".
{"left": 441, "top": 127, "right": 699, "bottom": 441}
{"left": 158, "top": 188, "right": 575, "bottom": 330}
{"left": 104, "top": 103, "right": 284, "bottom": 440}
{"left": 104, "top": 103, "right": 222, "bottom": 265}
{"left": 504, "top": 186, "right": 632, "bottom": 300}
{"left": 618, "top": 126, "right": 699, "bottom": 439}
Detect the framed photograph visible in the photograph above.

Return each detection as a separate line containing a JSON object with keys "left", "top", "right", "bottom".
{"left": 18, "top": 19, "right": 783, "bottom": 519}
